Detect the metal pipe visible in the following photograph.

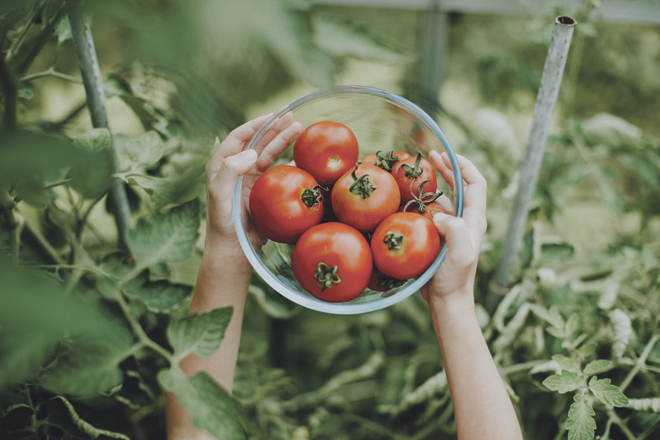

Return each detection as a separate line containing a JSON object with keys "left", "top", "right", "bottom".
{"left": 493, "top": 16, "right": 577, "bottom": 292}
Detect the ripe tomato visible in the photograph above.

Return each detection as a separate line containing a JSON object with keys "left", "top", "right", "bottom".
{"left": 371, "top": 212, "right": 441, "bottom": 280}
{"left": 399, "top": 199, "right": 446, "bottom": 222}
{"left": 249, "top": 165, "right": 324, "bottom": 244}
{"left": 292, "top": 222, "right": 373, "bottom": 302}
{"left": 331, "top": 163, "right": 400, "bottom": 233}
{"left": 392, "top": 153, "right": 437, "bottom": 204}
{"left": 293, "top": 121, "right": 359, "bottom": 187}
{"left": 361, "top": 150, "right": 412, "bottom": 172}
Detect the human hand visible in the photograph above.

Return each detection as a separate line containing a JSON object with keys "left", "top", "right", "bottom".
{"left": 205, "top": 112, "right": 303, "bottom": 255}
{"left": 420, "top": 151, "right": 487, "bottom": 306}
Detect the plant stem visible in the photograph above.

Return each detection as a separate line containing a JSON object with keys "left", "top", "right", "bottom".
{"left": 43, "top": 178, "right": 73, "bottom": 190}
{"left": 116, "top": 287, "right": 173, "bottom": 363}
{"left": 607, "top": 408, "right": 636, "bottom": 440}
{"left": 620, "top": 333, "right": 660, "bottom": 392}
{"left": 0, "top": 44, "right": 18, "bottom": 131}
{"left": 67, "top": 0, "right": 134, "bottom": 260}
{"left": 20, "top": 68, "right": 84, "bottom": 84}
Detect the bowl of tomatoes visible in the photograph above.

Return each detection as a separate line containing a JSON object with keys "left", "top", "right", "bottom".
{"left": 233, "top": 85, "right": 464, "bottom": 314}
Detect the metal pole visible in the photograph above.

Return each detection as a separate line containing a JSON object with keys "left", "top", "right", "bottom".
{"left": 67, "top": 0, "right": 134, "bottom": 259}
{"left": 492, "top": 16, "right": 576, "bottom": 292}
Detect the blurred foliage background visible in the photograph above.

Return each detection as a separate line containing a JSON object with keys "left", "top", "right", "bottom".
{"left": 1, "top": 0, "right": 660, "bottom": 439}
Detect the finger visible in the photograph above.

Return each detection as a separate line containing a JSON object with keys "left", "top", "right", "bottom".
{"left": 452, "top": 154, "right": 487, "bottom": 220}
{"left": 256, "top": 121, "right": 303, "bottom": 172}
{"left": 252, "top": 112, "right": 295, "bottom": 156}
{"left": 432, "top": 213, "right": 476, "bottom": 268}
{"left": 207, "top": 114, "right": 272, "bottom": 178}
{"left": 429, "top": 150, "right": 456, "bottom": 190}
{"left": 208, "top": 149, "right": 258, "bottom": 210}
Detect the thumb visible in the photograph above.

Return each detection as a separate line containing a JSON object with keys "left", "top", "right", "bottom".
{"left": 209, "top": 149, "right": 258, "bottom": 203}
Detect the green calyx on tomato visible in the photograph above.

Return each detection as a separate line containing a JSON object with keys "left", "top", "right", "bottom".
{"left": 377, "top": 274, "right": 407, "bottom": 290}
{"left": 395, "top": 152, "right": 424, "bottom": 180}
{"left": 348, "top": 165, "right": 377, "bottom": 199}
{"left": 402, "top": 179, "right": 443, "bottom": 214}
{"left": 314, "top": 262, "right": 341, "bottom": 292}
{"left": 375, "top": 150, "right": 403, "bottom": 172}
{"left": 300, "top": 185, "right": 327, "bottom": 208}
{"left": 383, "top": 231, "right": 404, "bottom": 250}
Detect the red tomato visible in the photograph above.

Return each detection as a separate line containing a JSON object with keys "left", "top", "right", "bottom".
{"left": 292, "top": 222, "right": 373, "bottom": 302}
{"left": 362, "top": 150, "right": 411, "bottom": 172}
{"left": 331, "top": 163, "right": 400, "bottom": 233}
{"left": 392, "top": 153, "right": 437, "bottom": 204}
{"left": 249, "top": 165, "right": 324, "bottom": 244}
{"left": 400, "top": 199, "right": 447, "bottom": 222}
{"left": 293, "top": 121, "right": 359, "bottom": 187}
{"left": 371, "top": 212, "right": 441, "bottom": 280}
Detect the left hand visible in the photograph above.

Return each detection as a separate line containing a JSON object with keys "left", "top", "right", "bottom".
{"left": 204, "top": 112, "right": 302, "bottom": 255}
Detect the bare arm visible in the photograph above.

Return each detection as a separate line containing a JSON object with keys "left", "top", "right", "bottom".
{"left": 166, "top": 113, "right": 302, "bottom": 440}
{"left": 421, "top": 151, "right": 523, "bottom": 440}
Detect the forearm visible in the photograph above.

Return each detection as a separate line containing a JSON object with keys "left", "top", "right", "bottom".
{"left": 429, "top": 292, "right": 523, "bottom": 440}
{"left": 166, "top": 242, "right": 252, "bottom": 440}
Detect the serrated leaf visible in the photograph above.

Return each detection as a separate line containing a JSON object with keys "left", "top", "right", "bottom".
{"left": 626, "top": 398, "right": 660, "bottom": 413}
{"left": 73, "top": 128, "right": 111, "bottom": 153}
{"left": 565, "top": 313, "right": 580, "bottom": 336}
{"left": 168, "top": 306, "right": 233, "bottom": 361}
{"left": 127, "top": 199, "right": 200, "bottom": 268}
{"left": 68, "top": 148, "right": 114, "bottom": 199}
{"left": 41, "top": 326, "right": 134, "bottom": 397}
{"left": 54, "top": 16, "right": 72, "bottom": 43}
{"left": 124, "top": 131, "right": 165, "bottom": 168}
{"left": 124, "top": 270, "right": 192, "bottom": 313}
{"left": 583, "top": 360, "right": 611, "bottom": 376}
{"left": 312, "top": 15, "right": 414, "bottom": 64}
{"left": 552, "top": 355, "right": 578, "bottom": 373}
{"left": 51, "top": 396, "right": 130, "bottom": 439}
{"left": 566, "top": 394, "right": 596, "bottom": 440}
{"left": 609, "top": 309, "right": 633, "bottom": 359}
{"left": 588, "top": 376, "right": 629, "bottom": 407}
{"left": 158, "top": 368, "right": 243, "bottom": 440}
{"left": 579, "top": 343, "right": 597, "bottom": 357}
{"left": 543, "top": 370, "right": 582, "bottom": 393}
{"left": 128, "top": 165, "right": 203, "bottom": 205}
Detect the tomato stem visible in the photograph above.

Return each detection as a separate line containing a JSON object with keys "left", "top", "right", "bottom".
{"left": 301, "top": 185, "right": 326, "bottom": 208}
{"left": 394, "top": 152, "right": 424, "bottom": 179}
{"left": 383, "top": 231, "right": 404, "bottom": 250}
{"left": 374, "top": 150, "right": 403, "bottom": 172}
{"left": 377, "top": 274, "right": 407, "bottom": 290}
{"left": 349, "top": 165, "right": 377, "bottom": 199}
{"left": 314, "top": 262, "right": 341, "bottom": 292}
{"left": 403, "top": 179, "right": 443, "bottom": 213}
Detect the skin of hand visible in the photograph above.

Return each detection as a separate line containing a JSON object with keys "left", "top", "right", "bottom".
{"left": 166, "top": 113, "right": 302, "bottom": 440}
{"left": 421, "top": 150, "right": 523, "bottom": 440}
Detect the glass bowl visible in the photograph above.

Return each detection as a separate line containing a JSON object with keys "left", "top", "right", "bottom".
{"left": 233, "top": 85, "right": 464, "bottom": 314}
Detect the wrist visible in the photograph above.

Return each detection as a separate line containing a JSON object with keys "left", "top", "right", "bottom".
{"left": 201, "top": 237, "right": 253, "bottom": 276}
{"left": 427, "top": 287, "right": 476, "bottom": 318}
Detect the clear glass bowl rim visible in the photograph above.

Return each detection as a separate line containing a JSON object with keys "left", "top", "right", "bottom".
{"left": 232, "top": 85, "right": 464, "bottom": 315}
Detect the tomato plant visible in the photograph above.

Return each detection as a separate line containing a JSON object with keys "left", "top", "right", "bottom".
{"left": 291, "top": 222, "right": 373, "bottom": 302}
{"left": 249, "top": 165, "right": 324, "bottom": 243}
{"left": 331, "top": 163, "right": 400, "bottom": 233}
{"left": 371, "top": 212, "right": 441, "bottom": 280}
{"left": 293, "top": 121, "right": 360, "bottom": 187}
{"left": 392, "top": 153, "right": 438, "bottom": 204}
{"left": 361, "top": 150, "right": 412, "bottom": 172}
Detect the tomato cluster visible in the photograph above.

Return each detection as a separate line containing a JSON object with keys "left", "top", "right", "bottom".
{"left": 249, "top": 121, "right": 445, "bottom": 303}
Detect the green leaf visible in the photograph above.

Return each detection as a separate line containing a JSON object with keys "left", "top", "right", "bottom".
{"left": 311, "top": 15, "right": 414, "bottom": 64}
{"left": 124, "top": 270, "right": 192, "bottom": 313}
{"left": 552, "top": 355, "right": 578, "bottom": 373}
{"left": 0, "top": 261, "right": 128, "bottom": 391}
{"left": 565, "top": 313, "right": 580, "bottom": 337}
{"left": 127, "top": 199, "right": 200, "bottom": 268}
{"left": 579, "top": 343, "right": 597, "bottom": 357}
{"left": 583, "top": 360, "right": 611, "bottom": 376}
{"left": 588, "top": 376, "right": 629, "bottom": 407}
{"left": 73, "top": 128, "right": 111, "bottom": 153}
{"left": 51, "top": 396, "right": 130, "bottom": 439}
{"left": 529, "top": 303, "right": 564, "bottom": 330}
{"left": 18, "top": 88, "right": 33, "bottom": 100}
{"left": 158, "top": 368, "right": 244, "bottom": 440}
{"left": 41, "top": 326, "right": 134, "bottom": 397}
{"left": 609, "top": 309, "right": 633, "bottom": 359}
{"left": 168, "top": 307, "right": 233, "bottom": 361}
{"left": 547, "top": 326, "right": 565, "bottom": 338}
{"left": 565, "top": 394, "right": 596, "bottom": 440}
{"left": 543, "top": 370, "right": 582, "bottom": 394}
{"left": 54, "top": 16, "right": 73, "bottom": 43}
{"left": 128, "top": 165, "right": 204, "bottom": 205}
{"left": 123, "top": 131, "right": 165, "bottom": 168}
